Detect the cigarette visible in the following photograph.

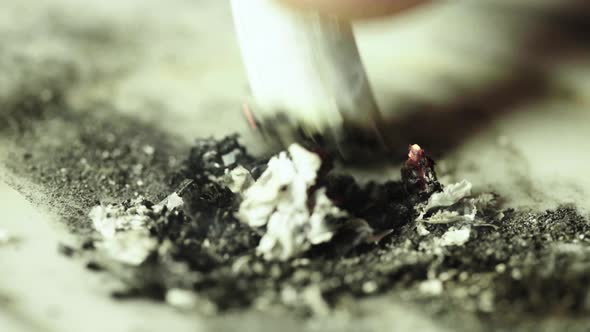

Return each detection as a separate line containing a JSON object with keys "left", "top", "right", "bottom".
{"left": 231, "top": 0, "right": 381, "bottom": 140}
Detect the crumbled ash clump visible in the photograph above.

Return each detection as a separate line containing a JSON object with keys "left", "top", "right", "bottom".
{"left": 237, "top": 144, "right": 343, "bottom": 260}
{"left": 88, "top": 191, "right": 185, "bottom": 266}
{"left": 74, "top": 136, "right": 590, "bottom": 322}
{"left": 80, "top": 136, "right": 419, "bottom": 312}
{"left": 174, "top": 134, "right": 260, "bottom": 182}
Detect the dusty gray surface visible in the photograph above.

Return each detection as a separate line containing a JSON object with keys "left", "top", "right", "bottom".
{"left": 1, "top": 0, "right": 590, "bottom": 331}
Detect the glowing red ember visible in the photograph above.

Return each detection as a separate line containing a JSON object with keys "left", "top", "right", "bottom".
{"left": 401, "top": 144, "right": 441, "bottom": 200}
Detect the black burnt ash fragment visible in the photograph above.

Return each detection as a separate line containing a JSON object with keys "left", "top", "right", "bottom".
{"left": 175, "top": 135, "right": 258, "bottom": 183}
{"left": 324, "top": 175, "right": 412, "bottom": 231}
{"left": 148, "top": 208, "right": 187, "bottom": 242}
{"left": 58, "top": 243, "right": 76, "bottom": 257}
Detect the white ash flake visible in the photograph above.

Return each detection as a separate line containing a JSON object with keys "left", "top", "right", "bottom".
{"left": 142, "top": 145, "right": 155, "bottom": 155}
{"left": 439, "top": 226, "right": 471, "bottom": 247}
{"left": 416, "top": 179, "right": 498, "bottom": 245}
{"left": 237, "top": 144, "right": 347, "bottom": 261}
{"left": 156, "top": 192, "right": 184, "bottom": 212}
{"left": 307, "top": 189, "right": 347, "bottom": 244}
{"left": 0, "top": 229, "right": 8, "bottom": 244}
{"left": 425, "top": 202, "right": 477, "bottom": 225}
{"left": 0, "top": 228, "right": 18, "bottom": 246}
{"left": 99, "top": 230, "right": 157, "bottom": 266}
{"left": 221, "top": 165, "right": 254, "bottom": 194}
{"left": 416, "top": 223, "right": 431, "bottom": 236}
{"left": 416, "top": 180, "right": 477, "bottom": 227}
{"left": 423, "top": 180, "right": 472, "bottom": 212}
{"left": 90, "top": 203, "right": 150, "bottom": 239}
{"left": 221, "top": 149, "right": 241, "bottom": 167}
{"left": 419, "top": 279, "right": 443, "bottom": 296}
{"left": 165, "top": 288, "right": 217, "bottom": 314}
{"left": 414, "top": 179, "right": 496, "bottom": 242}
{"left": 89, "top": 192, "right": 184, "bottom": 265}
{"left": 281, "top": 285, "right": 330, "bottom": 316}
{"left": 166, "top": 288, "right": 197, "bottom": 309}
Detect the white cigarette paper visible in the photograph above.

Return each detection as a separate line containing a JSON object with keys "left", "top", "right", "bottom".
{"left": 231, "top": 0, "right": 380, "bottom": 133}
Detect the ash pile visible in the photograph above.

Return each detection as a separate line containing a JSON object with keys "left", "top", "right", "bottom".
{"left": 67, "top": 135, "right": 590, "bottom": 320}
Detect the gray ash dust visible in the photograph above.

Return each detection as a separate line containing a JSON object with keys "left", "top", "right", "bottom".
{"left": 3, "top": 107, "right": 590, "bottom": 324}
{"left": 3, "top": 106, "right": 186, "bottom": 234}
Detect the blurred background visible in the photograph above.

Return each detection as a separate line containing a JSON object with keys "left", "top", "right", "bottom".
{"left": 1, "top": 0, "right": 590, "bottom": 331}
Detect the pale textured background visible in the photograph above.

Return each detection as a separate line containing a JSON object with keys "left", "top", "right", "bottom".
{"left": 1, "top": 0, "right": 590, "bottom": 331}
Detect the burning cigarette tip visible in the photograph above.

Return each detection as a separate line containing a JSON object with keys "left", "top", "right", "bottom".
{"left": 408, "top": 144, "right": 423, "bottom": 162}
{"left": 401, "top": 144, "right": 441, "bottom": 200}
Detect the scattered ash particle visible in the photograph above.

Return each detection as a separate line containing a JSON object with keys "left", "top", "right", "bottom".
{"left": 86, "top": 261, "right": 103, "bottom": 271}
{"left": 221, "top": 165, "right": 254, "bottom": 194}
{"left": 439, "top": 227, "right": 471, "bottom": 247}
{"left": 419, "top": 279, "right": 444, "bottom": 296}
{"left": 165, "top": 288, "right": 217, "bottom": 314}
{"left": 58, "top": 243, "right": 76, "bottom": 257}
{"left": 0, "top": 229, "right": 19, "bottom": 247}
{"left": 174, "top": 135, "right": 257, "bottom": 182}
{"left": 89, "top": 199, "right": 153, "bottom": 239}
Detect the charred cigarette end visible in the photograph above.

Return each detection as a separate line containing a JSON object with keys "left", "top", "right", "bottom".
{"left": 232, "top": 0, "right": 382, "bottom": 151}
{"left": 401, "top": 144, "right": 442, "bottom": 201}
{"left": 253, "top": 113, "right": 388, "bottom": 163}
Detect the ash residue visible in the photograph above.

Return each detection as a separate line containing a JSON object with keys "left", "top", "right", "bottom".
{"left": 57, "top": 135, "right": 590, "bottom": 324}
{"left": 77, "top": 137, "right": 423, "bottom": 312}
{"left": 3, "top": 108, "right": 186, "bottom": 234}
{"left": 4, "top": 107, "right": 590, "bottom": 325}
{"left": 403, "top": 206, "right": 590, "bottom": 328}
